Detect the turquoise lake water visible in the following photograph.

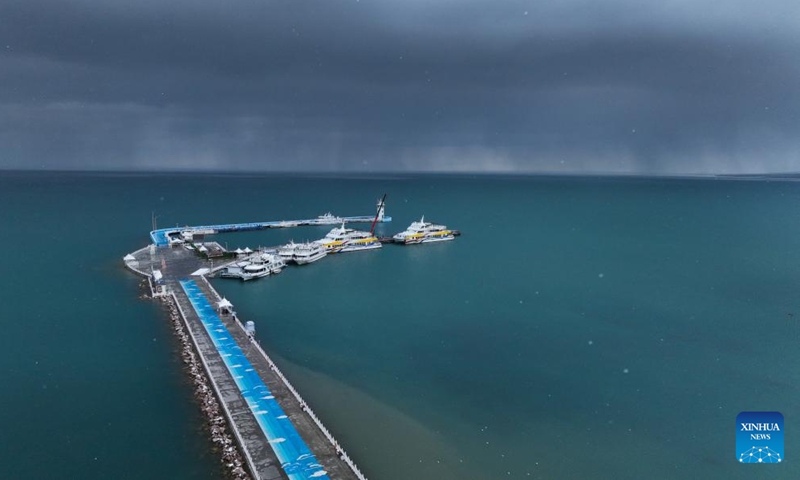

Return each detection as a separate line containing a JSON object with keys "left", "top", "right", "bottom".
{"left": 2, "top": 172, "right": 800, "bottom": 479}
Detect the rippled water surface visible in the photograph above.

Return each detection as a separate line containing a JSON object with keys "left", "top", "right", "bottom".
{"left": 3, "top": 172, "right": 799, "bottom": 479}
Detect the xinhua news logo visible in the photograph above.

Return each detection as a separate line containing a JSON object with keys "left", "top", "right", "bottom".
{"left": 737, "top": 411, "right": 784, "bottom": 464}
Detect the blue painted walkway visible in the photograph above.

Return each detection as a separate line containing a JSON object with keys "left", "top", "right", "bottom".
{"left": 180, "top": 279, "right": 330, "bottom": 480}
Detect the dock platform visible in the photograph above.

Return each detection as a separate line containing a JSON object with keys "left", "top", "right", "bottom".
{"left": 127, "top": 246, "right": 365, "bottom": 480}
{"left": 150, "top": 212, "right": 392, "bottom": 246}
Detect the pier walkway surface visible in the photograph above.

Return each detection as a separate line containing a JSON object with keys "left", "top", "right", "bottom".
{"left": 182, "top": 279, "right": 329, "bottom": 479}
{"left": 128, "top": 245, "right": 362, "bottom": 480}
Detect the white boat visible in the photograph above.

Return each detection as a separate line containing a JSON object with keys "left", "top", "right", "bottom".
{"left": 278, "top": 241, "right": 327, "bottom": 265}
{"left": 313, "top": 212, "right": 344, "bottom": 225}
{"left": 219, "top": 254, "right": 285, "bottom": 280}
{"left": 219, "top": 262, "right": 270, "bottom": 281}
{"left": 254, "top": 253, "right": 286, "bottom": 274}
{"left": 293, "top": 242, "right": 328, "bottom": 264}
{"left": 240, "top": 263, "right": 271, "bottom": 280}
{"left": 392, "top": 216, "right": 455, "bottom": 244}
{"left": 314, "top": 223, "right": 382, "bottom": 253}
{"left": 277, "top": 241, "right": 300, "bottom": 263}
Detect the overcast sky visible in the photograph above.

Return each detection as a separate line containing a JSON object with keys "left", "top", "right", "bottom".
{"left": 1, "top": 0, "right": 799, "bottom": 174}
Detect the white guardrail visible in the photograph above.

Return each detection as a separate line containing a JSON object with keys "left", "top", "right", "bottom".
{"left": 197, "top": 275, "right": 369, "bottom": 480}
{"left": 123, "top": 245, "right": 155, "bottom": 278}
{"left": 123, "top": 246, "right": 171, "bottom": 298}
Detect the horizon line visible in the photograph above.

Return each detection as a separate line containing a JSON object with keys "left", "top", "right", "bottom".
{"left": 1, "top": 167, "right": 799, "bottom": 180}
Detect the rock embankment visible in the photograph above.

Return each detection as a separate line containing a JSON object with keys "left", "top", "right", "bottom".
{"left": 151, "top": 284, "right": 250, "bottom": 480}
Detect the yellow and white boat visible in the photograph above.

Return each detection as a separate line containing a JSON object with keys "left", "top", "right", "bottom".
{"left": 314, "top": 223, "right": 382, "bottom": 253}
{"left": 392, "top": 216, "right": 455, "bottom": 244}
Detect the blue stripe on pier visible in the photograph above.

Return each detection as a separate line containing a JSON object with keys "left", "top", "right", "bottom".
{"left": 180, "top": 279, "right": 330, "bottom": 480}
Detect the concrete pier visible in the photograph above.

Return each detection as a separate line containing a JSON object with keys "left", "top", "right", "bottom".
{"left": 150, "top": 209, "right": 391, "bottom": 246}
{"left": 127, "top": 245, "right": 365, "bottom": 480}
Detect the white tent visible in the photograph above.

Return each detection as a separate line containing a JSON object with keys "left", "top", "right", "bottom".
{"left": 243, "top": 247, "right": 253, "bottom": 253}
{"left": 123, "top": 254, "right": 136, "bottom": 262}
{"left": 234, "top": 248, "right": 244, "bottom": 255}
{"left": 217, "top": 298, "right": 234, "bottom": 315}
{"left": 217, "top": 298, "right": 233, "bottom": 309}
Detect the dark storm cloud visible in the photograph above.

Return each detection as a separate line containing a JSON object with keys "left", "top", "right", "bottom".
{"left": 1, "top": 0, "right": 799, "bottom": 173}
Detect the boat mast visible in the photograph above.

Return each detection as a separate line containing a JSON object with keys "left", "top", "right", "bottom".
{"left": 370, "top": 194, "right": 387, "bottom": 235}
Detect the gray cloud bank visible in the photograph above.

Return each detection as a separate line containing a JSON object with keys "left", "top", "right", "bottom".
{"left": 1, "top": 0, "right": 799, "bottom": 174}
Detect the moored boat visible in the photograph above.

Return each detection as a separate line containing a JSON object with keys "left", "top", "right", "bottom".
{"left": 314, "top": 223, "right": 382, "bottom": 253}
{"left": 219, "top": 262, "right": 270, "bottom": 281}
{"left": 392, "top": 216, "right": 455, "bottom": 244}
{"left": 312, "top": 212, "right": 344, "bottom": 225}
{"left": 278, "top": 241, "right": 327, "bottom": 265}
{"left": 218, "top": 253, "right": 285, "bottom": 280}
{"left": 255, "top": 252, "right": 286, "bottom": 274}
